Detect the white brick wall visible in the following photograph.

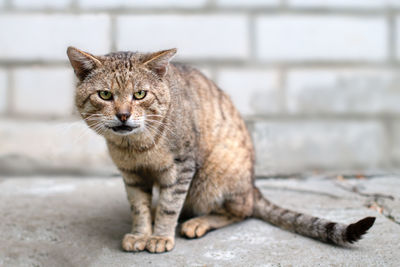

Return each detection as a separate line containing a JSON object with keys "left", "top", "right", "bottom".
{"left": 0, "top": 69, "right": 7, "bottom": 113}
{"left": 0, "top": 119, "right": 114, "bottom": 173}
{"left": 79, "top": 0, "right": 207, "bottom": 9}
{"left": 391, "top": 121, "right": 400, "bottom": 164}
{"left": 256, "top": 16, "right": 387, "bottom": 61}
{"left": 287, "top": 69, "right": 400, "bottom": 114}
{"left": 0, "top": 15, "right": 110, "bottom": 61}
{"left": 217, "top": 0, "right": 279, "bottom": 8}
{"left": 12, "top": 0, "right": 71, "bottom": 9}
{"left": 395, "top": 16, "right": 400, "bottom": 60}
{"left": 217, "top": 68, "right": 281, "bottom": 116}
{"left": 193, "top": 66, "right": 213, "bottom": 80}
{"left": 0, "top": 1, "right": 398, "bottom": 173}
{"left": 252, "top": 121, "right": 386, "bottom": 175}
{"left": 13, "top": 67, "right": 75, "bottom": 116}
{"left": 389, "top": 0, "right": 400, "bottom": 7}
{"left": 117, "top": 15, "right": 249, "bottom": 60}
{"left": 288, "top": 0, "right": 400, "bottom": 9}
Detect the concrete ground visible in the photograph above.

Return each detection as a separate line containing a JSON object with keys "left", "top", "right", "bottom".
{"left": 0, "top": 174, "right": 399, "bottom": 266}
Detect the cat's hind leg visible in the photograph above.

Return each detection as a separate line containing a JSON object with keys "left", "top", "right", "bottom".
{"left": 181, "top": 187, "right": 254, "bottom": 238}
{"left": 180, "top": 215, "right": 242, "bottom": 238}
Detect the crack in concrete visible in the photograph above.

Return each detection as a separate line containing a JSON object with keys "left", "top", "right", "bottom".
{"left": 257, "top": 172, "right": 390, "bottom": 180}
{"left": 334, "top": 182, "right": 395, "bottom": 200}
{"left": 259, "top": 185, "right": 340, "bottom": 199}
{"left": 333, "top": 173, "right": 390, "bottom": 180}
{"left": 257, "top": 173, "right": 306, "bottom": 179}
{"left": 334, "top": 182, "right": 400, "bottom": 225}
{"left": 365, "top": 200, "right": 400, "bottom": 226}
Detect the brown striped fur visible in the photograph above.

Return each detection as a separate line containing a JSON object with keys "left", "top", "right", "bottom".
{"left": 67, "top": 47, "right": 375, "bottom": 253}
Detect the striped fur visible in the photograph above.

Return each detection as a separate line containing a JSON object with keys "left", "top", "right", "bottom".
{"left": 252, "top": 188, "right": 375, "bottom": 245}
{"left": 67, "top": 47, "right": 375, "bottom": 253}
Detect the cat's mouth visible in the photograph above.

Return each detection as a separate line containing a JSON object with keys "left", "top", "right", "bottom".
{"left": 109, "top": 125, "right": 139, "bottom": 133}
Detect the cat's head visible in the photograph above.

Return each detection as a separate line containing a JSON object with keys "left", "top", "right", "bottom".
{"left": 67, "top": 47, "right": 176, "bottom": 139}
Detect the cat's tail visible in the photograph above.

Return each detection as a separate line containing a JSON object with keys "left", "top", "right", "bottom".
{"left": 252, "top": 187, "right": 375, "bottom": 245}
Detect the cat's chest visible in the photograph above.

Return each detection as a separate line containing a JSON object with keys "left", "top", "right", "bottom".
{"left": 107, "top": 143, "right": 173, "bottom": 171}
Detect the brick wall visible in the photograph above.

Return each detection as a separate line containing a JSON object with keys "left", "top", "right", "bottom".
{"left": 1, "top": 0, "right": 399, "bottom": 175}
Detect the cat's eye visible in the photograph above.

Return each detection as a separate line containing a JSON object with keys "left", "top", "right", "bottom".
{"left": 98, "top": 91, "right": 113, "bottom": 100}
{"left": 133, "top": 90, "right": 147, "bottom": 100}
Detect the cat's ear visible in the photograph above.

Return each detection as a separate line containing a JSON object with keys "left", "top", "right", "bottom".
{"left": 142, "top": 48, "right": 177, "bottom": 77}
{"left": 67, "top": 46, "right": 103, "bottom": 81}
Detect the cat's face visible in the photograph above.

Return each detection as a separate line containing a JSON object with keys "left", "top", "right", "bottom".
{"left": 67, "top": 47, "right": 176, "bottom": 139}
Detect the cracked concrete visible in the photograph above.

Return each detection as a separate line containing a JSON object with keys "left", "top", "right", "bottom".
{"left": 333, "top": 176, "right": 400, "bottom": 226}
{"left": 0, "top": 174, "right": 399, "bottom": 266}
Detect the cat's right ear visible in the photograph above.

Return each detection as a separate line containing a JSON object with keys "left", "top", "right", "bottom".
{"left": 142, "top": 48, "right": 177, "bottom": 77}
{"left": 67, "top": 47, "right": 103, "bottom": 81}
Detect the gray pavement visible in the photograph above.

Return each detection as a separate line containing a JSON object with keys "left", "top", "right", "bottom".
{"left": 0, "top": 174, "right": 399, "bottom": 266}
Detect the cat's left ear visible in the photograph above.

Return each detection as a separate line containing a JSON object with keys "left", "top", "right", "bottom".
{"left": 67, "top": 46, "right": 103, "bottom": 81}
{"left": 142, "top": 48, "right": 177, "bottom": 77}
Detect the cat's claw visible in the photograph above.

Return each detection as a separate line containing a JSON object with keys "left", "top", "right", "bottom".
{"left": 146, "top": 236, "right": 174, "bottom": 253}
{"left": 122, "top": 233, "right": 148, "bottom": 252}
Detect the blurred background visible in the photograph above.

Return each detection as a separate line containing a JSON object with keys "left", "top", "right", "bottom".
{"left": 1, "top": 0, "right": 400, "bottom": 177}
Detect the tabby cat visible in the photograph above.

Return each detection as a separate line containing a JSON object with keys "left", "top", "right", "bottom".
{"left": 67, "top": 47, "right": 375, "bottom": 253}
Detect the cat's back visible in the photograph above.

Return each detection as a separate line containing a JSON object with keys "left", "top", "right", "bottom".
{"left": 169, "top": 62, "right": 235, "bottom": 119}
{"left": 169, "top": 62, "right": 247, "bottom": 130}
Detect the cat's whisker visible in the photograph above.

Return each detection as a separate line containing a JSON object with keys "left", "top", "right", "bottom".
{"left": 143, "top": 126, "right": 157, "bottom": 148}
{"left": 82, "top": 116, "right": 105, "bottom": 122}
{"left": 56, "top": 120, "right": 96, "bottom": 143}
{"left": 144, "top": 119, "right": 179, "bottom": 139}
{"left": 56, "top": 120, "right": 83, "bottom": 134}
{"left": 81, "top": 112, "right": 104, "bottom": 116}
{"left": 144, "top": 122, "right": 169, "bottom": 140}
{"left": 93, "top": 125, "right": 107, "bottom": 136}
{"left": 83, "top": 114, "right": 105, "bottom": 120}
{"left": 73, "top": 120, "right": 106, "bottom": 143}
{"left": 145, "top": 114, "right": 174, "bottom": 123}
{"left": 145, "top": 114, "right": 164, "bottom": 118}
{"left": 144, "top": 122, "right": 164, "bottom": 138}
{"left": 86, "top": 119, "right": 105, "bottom": 124}
{"left": 72, "top": 127, "right": 94, "bottom": 144}
{"left": 82, "top": 113, "right": 103, "bottom": 116}
{"left": 144, "top": 123, "right": 174, "bottom": 148}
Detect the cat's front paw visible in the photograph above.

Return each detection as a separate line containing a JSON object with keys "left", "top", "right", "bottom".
{"left": 122, "top": 233, "right": 149, "bottom": 252}
{"left": 146, "top": 236, "right": 175, "bottom": 253}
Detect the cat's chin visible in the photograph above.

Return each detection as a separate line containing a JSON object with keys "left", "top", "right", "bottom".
{"left": 111, "top": 125, "right": 136, "bottom": 132}
{"left": 111, "top": 129, "right": 141, "bottom": 136}
{"left": 106, "top": 125, "right": 142, "bottom": 136}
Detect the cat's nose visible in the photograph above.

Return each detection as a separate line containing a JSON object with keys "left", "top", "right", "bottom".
{"left": 116, "top": 112, "right": 131, "bottom": 123}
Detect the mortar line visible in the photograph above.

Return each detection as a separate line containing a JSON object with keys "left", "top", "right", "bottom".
{"left": 110, "top": 15, "right": 117, "bottom": 52}
{"left": 278, "top": 66, "right": 288, "bottom": 115}
{"left": 70, "top": 0, "right": 79, "bottom": 11}
{"left": 0, "top": 9, "right": 398, "bottom": 16}
{"left": 384, "top": 118, "right": 396, "bottom": 169}
{"left": 3, "top": 0, "right": 12, "bottom": 10}
{"left": 281, "top": 0, "right": 288, "bottom": 9}
{"left": 388, "top": 10, "right": 397, "bottom": 63}
{"left": 248, "top": 12, "right": 256, "bottom": 63}
{"left": 6, "top": 69, "right": 15, "bottom": 116}
{"left": 206, "top": 0, "right": 216, "bottom": 9}
{"left": 208, "top": 65, "right": 217, "bottom": 82}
